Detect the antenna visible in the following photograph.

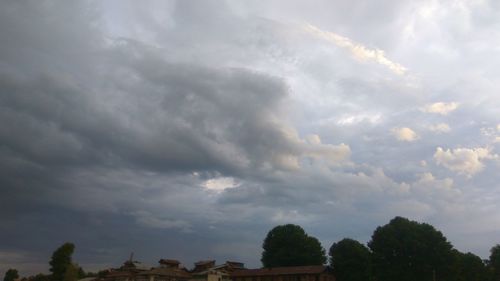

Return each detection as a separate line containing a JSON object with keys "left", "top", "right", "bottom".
{"left": 129, "top": 252, "right": 134, "bottom": 262}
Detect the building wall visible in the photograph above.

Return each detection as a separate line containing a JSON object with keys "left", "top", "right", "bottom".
{"left": 233, "top": 273, "right": 333, "bottom": 281}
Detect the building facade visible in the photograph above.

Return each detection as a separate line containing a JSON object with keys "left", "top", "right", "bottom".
{"left": 230, "top": 266, "right": 335, "bottom": 281}
{"left": 102, "top": 259, "right": 245, "bottom": 281}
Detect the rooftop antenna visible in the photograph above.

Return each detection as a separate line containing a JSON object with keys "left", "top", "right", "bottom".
{"left": 129, "top": 252, "right": 134, "bottom": 262}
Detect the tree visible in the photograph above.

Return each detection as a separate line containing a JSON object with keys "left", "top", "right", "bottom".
{"left": 368, "top": 217, "right": 454, "bottom": 281}
{"left": 3, "top": 269, "right": 19, "bottom": 281}
{"left": 489, "top": 244, "right": 500, "bottom": 281}
{"left": 77, "top": 267, "right": 85, "bottom": 279}
{"left": 49, "top": 243, "right": 75, "bottom": 281}
{"left": 452, "top": 250, "right": 488, "bottom": 281}
{"left": 329, "top": 238, "right": 371, "bottom": 281}
{"left": 261, "top": 224, "right": 327, "bottom": 267}
{"left": 29, "top": 274, "right": 49, "bottom": 281}
{"left": 63, "top": 264, "right": 79, "bottom": 281}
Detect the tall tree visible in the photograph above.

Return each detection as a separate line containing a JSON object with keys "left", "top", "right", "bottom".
{"left": 49, "top": 243, "right": 75, "bottom": 281}
{"left": 63, "top": 264, "right": 78, "bottom": 281}
{"left": 261, "top": 224, "right": 326, "bottom": 267}
{"left": 77, "top": 267, "right": 85, "bottom": 279}
{"left": 453, "top": 250, "right": 488, "bottom": 281}
{"left": 29, "top": 275, "right": 49, "bottom": 281}
{"left": 490, "top": 244, "right": 500, "bottom": 281}
{"left": 329, "top": 238, "right": 371, "bottom": 281}
{"left": 368, "top": 217, "right": 454, "bottom": 281}
{"left": 3, "top": 269, "right": 19, "bottom": 281}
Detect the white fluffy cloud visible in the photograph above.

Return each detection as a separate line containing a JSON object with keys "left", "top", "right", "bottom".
{"left": 422, "top": 102, "right": 459, "bottom": 115}
{"left": 410, "top": 173, "right": 456, "bottom": 198}
{"left": 202, "top": 177, "right": 240, "bottom": 192}
{"left": 428, "top": 123, "right": 451, "bottom": 133}
{"left": 392, "top": 127, "right": 419, "bottom": 142}
{"left": 434, "top": 147, "right": 498, "bottom": 177}
{"left": 302, "top": 134, "right": 351, "bottom": 166}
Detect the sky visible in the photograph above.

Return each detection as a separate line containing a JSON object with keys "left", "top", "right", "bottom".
{"left": 2, "top": 0, "right": 500, "bottom": 276}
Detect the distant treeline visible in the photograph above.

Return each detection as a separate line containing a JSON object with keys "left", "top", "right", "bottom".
{"left": 4, "top": 216, "right": 500, "bottom": 281}
{"left": 261, "top": 216, "right": 500, "bottom": 281}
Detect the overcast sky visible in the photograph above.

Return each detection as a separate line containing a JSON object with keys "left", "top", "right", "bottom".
{"left": 2, "top": 0, "right": 500, "bottom": 276}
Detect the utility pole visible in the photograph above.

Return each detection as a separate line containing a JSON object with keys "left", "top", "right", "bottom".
{"left": 433, "top": 269, "right": 436, "bottom": 281}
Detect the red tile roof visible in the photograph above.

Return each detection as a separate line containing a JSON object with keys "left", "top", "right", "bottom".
{"left": 231, "top": 266, "right": 328, "bottom": 277}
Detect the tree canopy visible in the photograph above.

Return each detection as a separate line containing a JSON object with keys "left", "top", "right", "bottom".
{"left": 3, "top": 269, "right": 19, "bottom": 281}
{"left": 453, "top": 250, "right": 488, "bottom": 281}
{"left": 261, "top": 224, "right": 326, "bottom": 267}
{"left": 49, "top": 243, "right": 75, "bottom": 281}
{"left": 489, "top": 244, "right": 500, "bottom": 281}
{"left": 368, "top": 216, "right": 454, "bottom": 281}
{"left": 63, "top": 264, "right": 79, "bottom": 281}
{"left": 329, "top": 238, "right": 371, "bottom": 281}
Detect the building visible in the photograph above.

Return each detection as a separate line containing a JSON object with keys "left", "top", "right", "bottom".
{"left": 192, "top": 261, "right": 216, "bottom": 273}
{"left": 191, "top": 261, "right": 245, "bottom": 281}
{"left": 102, "top": 258, "right": 244, "bottom": 281}
{"left": 136, "top": 259, "right": 191, "bottom": 281}
{"left": 103, "top": 260, "right": 152, "bottom": 281}
{"left": 103, "top": 259, "right": 189, "bottom": 281}
{"left": 230, "top": 266, "right": 335, "bottom": 281}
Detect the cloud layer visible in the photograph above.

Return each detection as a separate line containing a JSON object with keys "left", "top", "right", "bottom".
{"left": 2, "top": 0, "right": 500, "bottom": 277}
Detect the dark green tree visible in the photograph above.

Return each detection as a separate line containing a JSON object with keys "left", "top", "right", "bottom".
{"left": 77, "top": 267, "right": 85, "bottom": 279}
{"left": 368, "top": 217, "right": 455, "bottom": 281}
{"left": 49, "top": 243, "right": 75, "bottom": 281}
{"left": 329, "top": 238, "right": 371, "bottom": 281}
{"left": 29, "top": 274, "right": 50, "bottom": 281}
{"left": 261, "top": 224, "right": 327, "bottom": 267}
{"left": 63, "top": 264, "right": 78, "bottom": 281}
{"left": 453, "top": 250, "right": 488, "bottom": 281}
{"left": 3, "top": 269, "right": 19, "bottom": 281}
{"left": 97, "top": 270, "right": 108, "bottom": 279}
{"left": 489, "top": 244, "right": 500, "bottom": 281}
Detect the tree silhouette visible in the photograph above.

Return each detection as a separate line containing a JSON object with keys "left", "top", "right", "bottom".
{"left": 3, "top": 269, "right": 19, "bottom": 281}
{"left": 262, "top": 224, "right": 326, "bottom": 267}
{"left": 329, "top": 238, "right": 371, "bottom": 281}
{"left": 369, "top": 217, "right": 454, "bottom": 281}
{"left": 49, "top": 243, "right": 75, "bottom": 281}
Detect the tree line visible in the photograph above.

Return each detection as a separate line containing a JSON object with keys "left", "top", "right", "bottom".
{"left": 261, "top": 216, "right": 500, "bottom": 281}
{"left": 4, "top": 216, "right": 500, "bottom": 281}
{"left": 3, "top": 242, "right": 97, "bottom": 281}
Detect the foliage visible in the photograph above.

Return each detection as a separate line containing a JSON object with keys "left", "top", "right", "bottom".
{"left": 368, "top": 216, "right": 454, "bottom": 281}
{"left": 49, "top": 243, "right": 75, "bottom": 281}
{"left": 329, "top": 238, "right": 371, "bottom": 281}
{"left": 489, "top": 244, "right": 500, "bottom": 281}
{"left": 63, "top": 264, "right": 78, "bottom": 281}
{"left": 3, "top": 269, "right": 19, "bottom": 281}
{"left": 28, "top": 274, "right": 50, "bottom": 281}
{"left": 97, "top": 271, "right": 108, "bottom": 279}
{"left": 77, "top": 267, "right": 85, "bottom": 279}
{"left": 453, "top": 250, "right": 488, "bottom": 281}
{"left": 261, "top": 224, "right": 327, "bottom": 267}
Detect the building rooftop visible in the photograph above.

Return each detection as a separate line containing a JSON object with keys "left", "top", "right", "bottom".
{"left": 159, "top": 259, "right": 181, "bottom": 265}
